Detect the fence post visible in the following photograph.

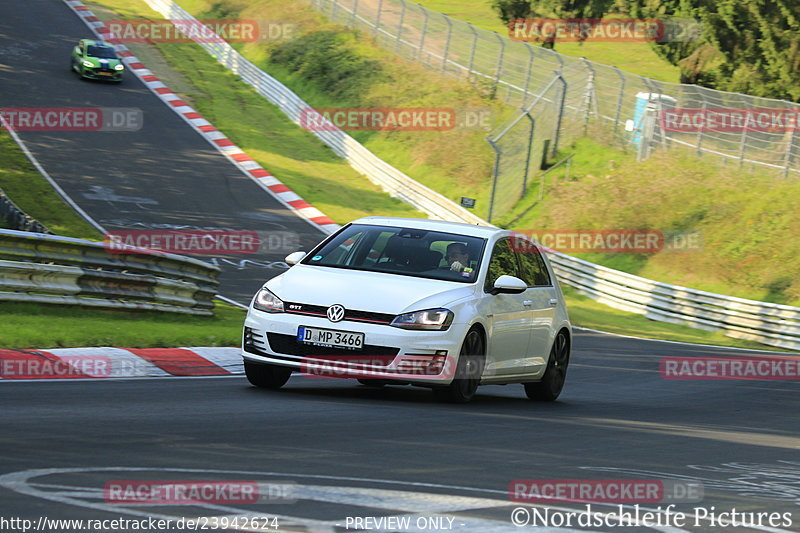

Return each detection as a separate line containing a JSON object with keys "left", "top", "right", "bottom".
{"left": 373, "top": 0, "right": 384, "bottom": 36}
{"left": 738, "top": 95, "right": 751, "bottom": 167}
{"left": 442, "top": 15, "right": 453, "bottom": 72}
{"left": 395, "top": 0, "right": 406, "bottom": 52}
{"left": 611, "top": 66, "right": 625, "bottom": 141}
{"left": 417, "top": 7, "right": 429, "bottom": 61}
{"left": 351, "top": 0, "right": 359, "bottom": 26}
{"left": 552, "top": 71, "right": 566, "bottom": 158}
{"left": 487, "top": 138, "right": 502, "bottom": 223}
{"left": 331, "top": 0, "right": 338, "bottom": 21}
{"left": 522, "top": 112, "right": 535, "bottom": 195}
{"left": 784, "top": 124, "right": 798, "bottom": 178}
{"left": 696, "top": 91, "right": 708, "bottom": 156}
{"left": 522, "top": 43, "right": 535, "bottom": 107}
{"left": 494, "top": 32, "right": 505, "bottom": 88}
{"left": 466, "top": 23, "right": 478, "bottom": 77}
{"left": 581, "top": 58, "right": 595, "bottom": 134}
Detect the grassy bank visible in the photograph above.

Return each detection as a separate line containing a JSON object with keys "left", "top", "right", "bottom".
{"left": 0, "top": 301, "right": 244, "bottom": 349}
{"left": 0, "top": 130, "right": 99, "bottom": 239}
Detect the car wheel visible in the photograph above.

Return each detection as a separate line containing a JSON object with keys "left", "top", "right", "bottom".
{"left": 357, "top": 379, "right": 386, "bottom": 388}
{"left": 433, "top": 328, "right": 485, "bottom": 404}
{"left": 524, "top": 330, "right": 569, "bottom": 401}
{"left": 244, "top": 360, "right": 292, "bottom": 389}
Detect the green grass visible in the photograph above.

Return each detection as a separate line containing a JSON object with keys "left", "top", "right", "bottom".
{"left": 0, "top": 131, "right": 100, "bottom": 239}
{"left": 414, "top": 0, "right": 681, "bottom": 82}
{"left": 0, "top": 301, "right": 244, "bottom": 349}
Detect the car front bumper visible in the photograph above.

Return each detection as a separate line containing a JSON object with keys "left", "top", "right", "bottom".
{"left": 242, "top": 308, "right": 469, "bottom": 385}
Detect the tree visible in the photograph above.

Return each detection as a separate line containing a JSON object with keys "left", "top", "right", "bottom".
{"left": 491, "top": 0, "right": 533, "bottom": 24}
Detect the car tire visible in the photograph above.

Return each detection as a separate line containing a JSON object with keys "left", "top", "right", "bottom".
{"left": 433, "top": 328, "right": 485, "bottom": 404}
{"left": 524, "top": 330, "right": 569, "bottom": 401}
{"left": 357, "top": 379, "right": 386, "bottom": 388}
{"left": 244, "top": 360, "right": 292, "bottom": 389}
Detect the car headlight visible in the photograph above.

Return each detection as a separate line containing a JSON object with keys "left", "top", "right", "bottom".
{"left": 390, "top": 308, "right": 454, "bottom": 331}
{"left": 82, "top": 60, "right": 93, "bottom": 68}
{"left": 252, "top": 288, "right": 284, "bottom": 313}
{"left": 114, "top": 64, "right": 124, "bottom": 71}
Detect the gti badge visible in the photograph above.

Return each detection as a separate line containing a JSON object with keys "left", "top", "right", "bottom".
{"left": 327, "top": 304, "right": 345, "bottom": 322}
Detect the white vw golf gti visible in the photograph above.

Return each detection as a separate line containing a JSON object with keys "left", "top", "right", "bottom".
{"left": 242, "top": 217, "right": 571, "bottom": 402}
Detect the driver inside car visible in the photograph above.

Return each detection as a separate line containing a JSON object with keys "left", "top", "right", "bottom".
{"left": 444, "top": 242, "right": 471, "bottom": 272}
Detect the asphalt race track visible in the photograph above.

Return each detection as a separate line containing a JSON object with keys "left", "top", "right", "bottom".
{"left": 0, "top": 0, "right": 327, "bottom": 304}
{"left": 1, "top": 1, "right": 799, "bottom": 532}
{"left": 1, "top": 332, "right": 799, "bottom": 532}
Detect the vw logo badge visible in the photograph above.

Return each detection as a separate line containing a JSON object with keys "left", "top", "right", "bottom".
{"left": 327, "top": 304, "right": 346, "bottom": 322}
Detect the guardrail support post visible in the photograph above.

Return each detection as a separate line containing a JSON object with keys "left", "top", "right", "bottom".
{"left": 784, "top": 124, "right": 799, "bottom": 177}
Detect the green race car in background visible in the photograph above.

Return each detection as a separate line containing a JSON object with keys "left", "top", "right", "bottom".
{"left": 70, "top": 39, "right": 124, "bottom": 82}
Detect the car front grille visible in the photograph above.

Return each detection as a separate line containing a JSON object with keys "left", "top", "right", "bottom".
{"left": 266, "top": 333, "right": 399, "bottom": 360}
{"left": 283, "top": 302, "right": 395, "bottom": 325}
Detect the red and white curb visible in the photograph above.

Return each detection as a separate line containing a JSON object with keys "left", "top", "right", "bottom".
{"left": 0, "top": 347, "right": 242, "bottom": 380}
{"left": 62, "top": 0, "right": 339, "bottom": 235}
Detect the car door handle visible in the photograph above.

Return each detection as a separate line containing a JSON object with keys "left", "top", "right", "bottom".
{"left": 523, "top": 300, "right": 533, "bottom": 306}
{"left": 548, "top": 298, "right": 558, "bottom": 306}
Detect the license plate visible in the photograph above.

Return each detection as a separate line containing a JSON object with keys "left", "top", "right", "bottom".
{"left": 297, "top": 326, "right": 364, "bottom": 350}
{"left": 99, "top": 72, "right": 112, "bottom": 76}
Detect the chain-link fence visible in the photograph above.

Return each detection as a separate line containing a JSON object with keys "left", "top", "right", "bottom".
{"left": 308, "top": 0, "right": 800, "bottom": 220}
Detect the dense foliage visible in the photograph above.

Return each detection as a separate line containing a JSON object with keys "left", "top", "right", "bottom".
{"left": 493, "top": 0, "right": 800, "bottom": 101}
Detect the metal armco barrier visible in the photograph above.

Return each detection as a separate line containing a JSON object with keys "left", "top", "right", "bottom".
{"left": 0, "top": 230, "right": 220, "bottom": 315}
{"left": 549, "top": 253, "right": 800, "bottom": 352}
{"left": 138, "top": 1, "right": 800, "bottom": 350}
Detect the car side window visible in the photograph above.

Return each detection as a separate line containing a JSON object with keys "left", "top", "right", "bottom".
{"left": 484, "top": 238, "right": 519, "bottom": 292}
{"left": 516, "top": 243, "right": 552, "bottom": 286}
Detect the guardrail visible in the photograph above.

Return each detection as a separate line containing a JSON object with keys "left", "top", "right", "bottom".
{"left": 548, "top": 253, "right": 800, "bottom": 351}
{"left": 0, "top": 229, "right": 221, "bottom": 315}
{"left": 135, "top": 1, "right": 800, "bottom": 351}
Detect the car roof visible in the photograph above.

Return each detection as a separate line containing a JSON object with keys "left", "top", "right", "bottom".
{"left": 81, "top": 39, "right": 111, "bottom": 48}
{"left": 350, "top": 216, "right": 503, "bottom": 239}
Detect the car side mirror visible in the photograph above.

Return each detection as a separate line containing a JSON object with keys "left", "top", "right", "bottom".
{"left": 491, "top": 275, "right": 527, "bottom": 295}
{"left": 285, "top": 251, "right": 306, "bottom": 265}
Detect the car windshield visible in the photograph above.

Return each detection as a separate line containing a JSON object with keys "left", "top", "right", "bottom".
{"left": 87, "top": 45, "right": 117, "bottom": 59}
{"left": 301, "top": 224, "right": 486, "bottom": 283}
